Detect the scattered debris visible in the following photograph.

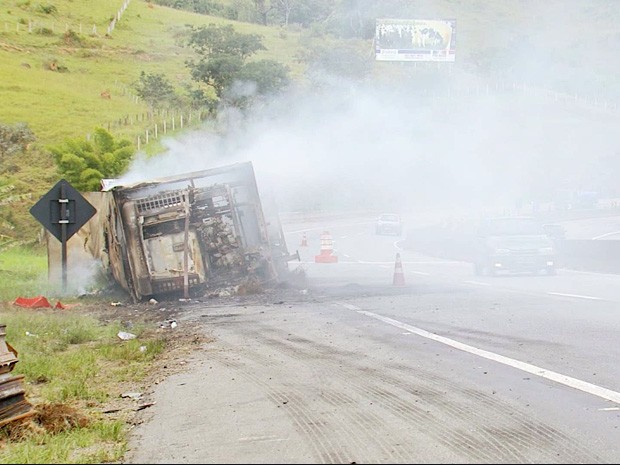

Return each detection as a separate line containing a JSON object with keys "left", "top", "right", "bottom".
{"left": 117, "top": 331, "right": 137, "bottom": 341}
{"left": 139, "top": 345, "right": 147, "bottom": 352}
{"left": 206, "top": 286, "right": 239, "bottom": 298}
{"left": 135, "top": 402, "right": 155, "bottom": 411}
{"left": 159, "top": 319, "right": 177, "bottom": 329}
{"left": 0, "top": 324, "right": 34, "bottom": 427}
{"left": 102, "top": 408, "right": 122, "bottom": 414}
{"left": 111, "top": 302, "right": 123, "bottom": 307}
{"left": 120, "top": 392, "right": 143, "bottom": 400}
{"left": 148, "top": 298, "right": 158, "bottom": 305}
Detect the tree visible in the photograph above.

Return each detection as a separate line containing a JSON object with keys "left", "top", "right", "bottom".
{"left": 282, "top": 0, "right": 333, "bottom": 27}
{"left": 187, "top": 24, "right": 265, "bottom": 59}
{"left": 273, "top": 0, "right": 295, "bottom": 26}
{"left": 236, "top": 59, "right": 290, "bottom": 95}
{"left": 185, "top": 23, "right": 290, "bottom": 107}
{"left": 50, "top": 128, "right": 134, "bottom": 191}
{"left": 0, "top": 122, "right": 35, "bottom": 161}
{"left": 189, "top": 54, "right": 245, "bottom": 98}
{"left": 133, "top": 71, "right": 177, "bottom": 112}
{"left": 253, "top": 0, "right": 274, "bottom": 25}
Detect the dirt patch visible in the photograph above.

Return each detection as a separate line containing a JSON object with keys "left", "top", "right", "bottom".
{"left": 34, "top": 402, "right": 91, "bottom": 434}
{"left": 0, "top": 402, "right": 89, "bottom": 442}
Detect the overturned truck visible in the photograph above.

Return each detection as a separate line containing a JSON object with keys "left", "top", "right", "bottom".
{"left": 47, "top": 162, "right": 298, "bottom": 301}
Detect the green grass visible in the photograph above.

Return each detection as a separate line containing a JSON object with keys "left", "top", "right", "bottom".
{"left": 0, "top": 419, "right": 127, "bottom": 464}
{"left": 0, "top": 307, "right": 169, "bottom": 464}
{"left": 0, "top": 245, "right": 53, "bottom": 302}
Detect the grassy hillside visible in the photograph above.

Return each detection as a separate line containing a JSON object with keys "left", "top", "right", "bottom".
{"left": 0, "top": 0, "right": 306, "bottom": 147}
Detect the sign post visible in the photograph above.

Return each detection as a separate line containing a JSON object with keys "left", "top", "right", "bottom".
{"left": 30, "top": 180, "right": 97, "bottom": 294}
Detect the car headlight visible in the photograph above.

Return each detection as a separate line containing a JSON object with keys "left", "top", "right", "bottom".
{"left": 538, "top": 247, "right": 554, "bottom": 254}
{"left": 492, "top": 248, "right": 511, "bottom": 255}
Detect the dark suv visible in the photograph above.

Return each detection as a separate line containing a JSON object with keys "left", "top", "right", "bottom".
{"left": 473, "top": 217, "right": 557, "bottom": 276}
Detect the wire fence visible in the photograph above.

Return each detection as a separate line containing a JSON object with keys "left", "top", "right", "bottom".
{"left": 99, "top": 107, "right": 211, "bottom": 150}
{"left": 1, "top": 0, "right": 130, "bottom": 37}
{"left": 2, "top": 19, "right": 102, "bottom": 36}
{"left": 107, "top": 0, "right": 131, "bottom": 35}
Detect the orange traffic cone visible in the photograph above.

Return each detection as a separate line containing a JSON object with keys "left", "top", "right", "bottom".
{"left": 300, "top": 232, "right": 308, "bottom": 247}
{"left": 393, "top": 253, "right": 405, "bottom": 286}
{"left": 315, "top": 231, "right": 338, "bottom": 263}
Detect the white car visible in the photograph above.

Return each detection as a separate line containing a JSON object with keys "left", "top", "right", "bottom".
{"left": 375, "top": 214, "right": 403, "bottom": 235}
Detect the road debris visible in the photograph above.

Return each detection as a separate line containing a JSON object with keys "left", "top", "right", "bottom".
{"left": 159, "top": 319, "right": 177, "bottom": 329}
{"left": 136, "top": 402, "right": 156, "bottom": 411}
{"left": 117, "top": 331, "right": 137, "bottom": 341}
{"left": 0, "top": 324, "right": 34, "bottom": 427}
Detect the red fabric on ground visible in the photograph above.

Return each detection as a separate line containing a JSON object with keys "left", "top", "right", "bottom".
{"left": 13, "top": 296, "right": 52, "bottom": 308}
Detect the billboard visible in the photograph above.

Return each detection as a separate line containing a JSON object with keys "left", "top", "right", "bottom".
{"left": 375, "top": 19, "right": 456, "bottom": 62}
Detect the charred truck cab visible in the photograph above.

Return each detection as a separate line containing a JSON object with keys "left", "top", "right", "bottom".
{"left": 101, "top": 162, "right": 297, "bottom": 301}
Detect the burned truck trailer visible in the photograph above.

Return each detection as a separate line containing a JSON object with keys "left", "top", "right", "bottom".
{"left": 99, "top": 161, "right": 297, "bottom": 301}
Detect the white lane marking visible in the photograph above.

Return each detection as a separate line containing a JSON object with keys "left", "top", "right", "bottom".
{"left": 238, "top": 435, "right": 289, "bottom": 443}
{"left": 286, "top": 221, "right": 375, "bottom": 235}
{"left": 379, "top": 265, "right": 390, "bottom": 269}
{"left": 598, "top": 407, "right": 620, "bottom": 411}
{"left": 410, "top": 271, "right": 430, "bottom": 276}
{"left": 592, "top": 230, "right": 620, "bottom": 240}
{"left": 547, "top": 292, "right": 603, "bottom": 301}
{"left": 561, "top": 269, "right": 620, "bottom": 277}
{"left": 296, "top": 261, "right": 445, "bottom": 266}
{"left": 340, "top": 235, "right": 348, "bottom": 239}
{"left": 355, "top": 260, "right": 458, "bottom": 265}
{"left": 342, "top": 254, "right": 351, "bottom": 258}
{"left": 463, "top": 280, "right": 491, "bottom": 286}
{"left": 342, "top": 305, "right": 620, "bottom": 405}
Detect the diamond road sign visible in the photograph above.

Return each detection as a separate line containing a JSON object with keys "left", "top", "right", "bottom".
{"left": 30, "top": 179, "right": 97, "bottom": 242}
